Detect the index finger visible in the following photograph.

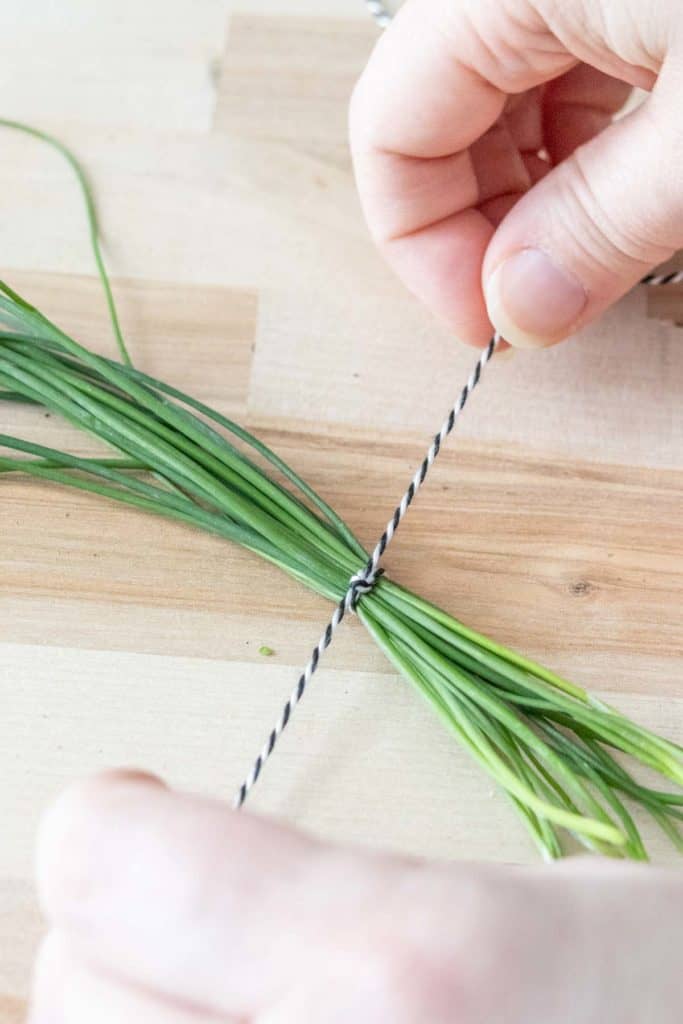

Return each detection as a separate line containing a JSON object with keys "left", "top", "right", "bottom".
{"left": 35, "top": 772, "right": 407, "bottom": 1020}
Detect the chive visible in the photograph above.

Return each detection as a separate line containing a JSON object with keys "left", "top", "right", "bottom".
{"left": 0, "top": 119, "right": 131, "bottom": 366}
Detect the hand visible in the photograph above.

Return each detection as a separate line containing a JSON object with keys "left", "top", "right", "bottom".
{"left": 350, "top": 0, "right": 683, "bottom": 348}
{"left": 30, "top": 771, "right": 683, "bottom": 1023}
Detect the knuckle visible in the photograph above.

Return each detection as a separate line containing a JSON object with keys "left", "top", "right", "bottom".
{"left": 459, "top": 0, "right": 573, "bottom": 92}
{"left": 562, "top": 148, "right": 675, "bottom": 270}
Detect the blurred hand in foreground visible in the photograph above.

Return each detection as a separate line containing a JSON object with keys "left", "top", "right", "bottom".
{"left": 30, "top": 771, "right": 683, "bottom": 1022}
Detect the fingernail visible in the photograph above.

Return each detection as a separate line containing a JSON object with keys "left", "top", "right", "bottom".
{"left": 485, "top": 248, "right": 587, "bottom": 348}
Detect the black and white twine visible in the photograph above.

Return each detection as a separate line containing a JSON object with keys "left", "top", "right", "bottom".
{"left": 642, "top": 269, "right": 683, "bottom": 286}
{"left": 234, "top": 334, "right": 499, "bottom": 807}
{"left": 233, "top": 0, "right": 682, "bottom": 809}
{"left": 364, "top": 0, "right": 393, "bottom": 28}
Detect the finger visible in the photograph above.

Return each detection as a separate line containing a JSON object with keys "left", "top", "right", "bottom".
{"left": 257, "top": 986, "right": 410, "bottom": 1024}
{"left": 542, "top": 64, "right": 632, "bottom": 164}
{"left": 483, "top": 67, "right": 683, "bottom": 348}
{"left": 35, "top": 772, "right": 409, "bottom": 1020}
{"left": 256, "top": 973, "right": 438, "bottom": 1024}
{"left": 353, "top": 0, "right": 660, "bottom": 166}
{"left": 62, "top": 957, "right": 240, "bottom": 1024}
{"left": 30, "top": 927, "right": 241, "bottom": 1024}
{"left": 28, "top": 931, "right": 68, "bottom": 1024}
{"left": 482, "top": 5, "right": 683, "bottom": 347}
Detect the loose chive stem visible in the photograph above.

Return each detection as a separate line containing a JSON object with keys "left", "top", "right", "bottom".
{"left": 0, "top": 120, "right": 132, "bottom": 366}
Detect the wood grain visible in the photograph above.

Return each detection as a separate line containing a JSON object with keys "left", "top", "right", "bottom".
{"left": 216, "top": 15, "right": 377, "bottom": 166}
{"left": 1, "top": 4, "right": 682, "bottom": 1018}
{"left": 648, "top": 284, "right": 683, "bottom": 325}
{"left": 0, "top": 998, "right": 27, "bottom": 1024}
{"left": 646, "top": 254, "right": 683, "bottom": 325}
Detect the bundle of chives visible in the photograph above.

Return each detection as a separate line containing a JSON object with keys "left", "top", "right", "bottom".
{"left": 1, "top": 122, "right": 682, "bottom": 861}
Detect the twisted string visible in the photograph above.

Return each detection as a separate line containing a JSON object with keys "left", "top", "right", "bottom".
{"left": 234, "top": 0, "right": 682, "bottom": 809}
{"left": 364, "top": 0, "right": 393, "bottom": 28}
{"left": 234, "top": 334, "right": 499, "bottom": 807}
{"left": 642, "top": 269, "right": 683, "bottom": 286}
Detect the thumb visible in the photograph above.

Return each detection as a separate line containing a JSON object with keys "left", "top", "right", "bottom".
{"left": 483, "top": 65, "right": 683, "bottom": 348}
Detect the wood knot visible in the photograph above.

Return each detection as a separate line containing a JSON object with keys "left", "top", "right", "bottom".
{"left": 569, "top": 580, "right": 594, "bottom": 597}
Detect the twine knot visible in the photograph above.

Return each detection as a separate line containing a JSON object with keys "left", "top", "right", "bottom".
{"left": 346, "top": 566, "right": 384, "bottom": 612}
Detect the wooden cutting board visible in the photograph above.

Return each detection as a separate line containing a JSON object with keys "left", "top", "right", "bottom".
{"left": 1, "top": 4, "right": 682, "bottom": 1018}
